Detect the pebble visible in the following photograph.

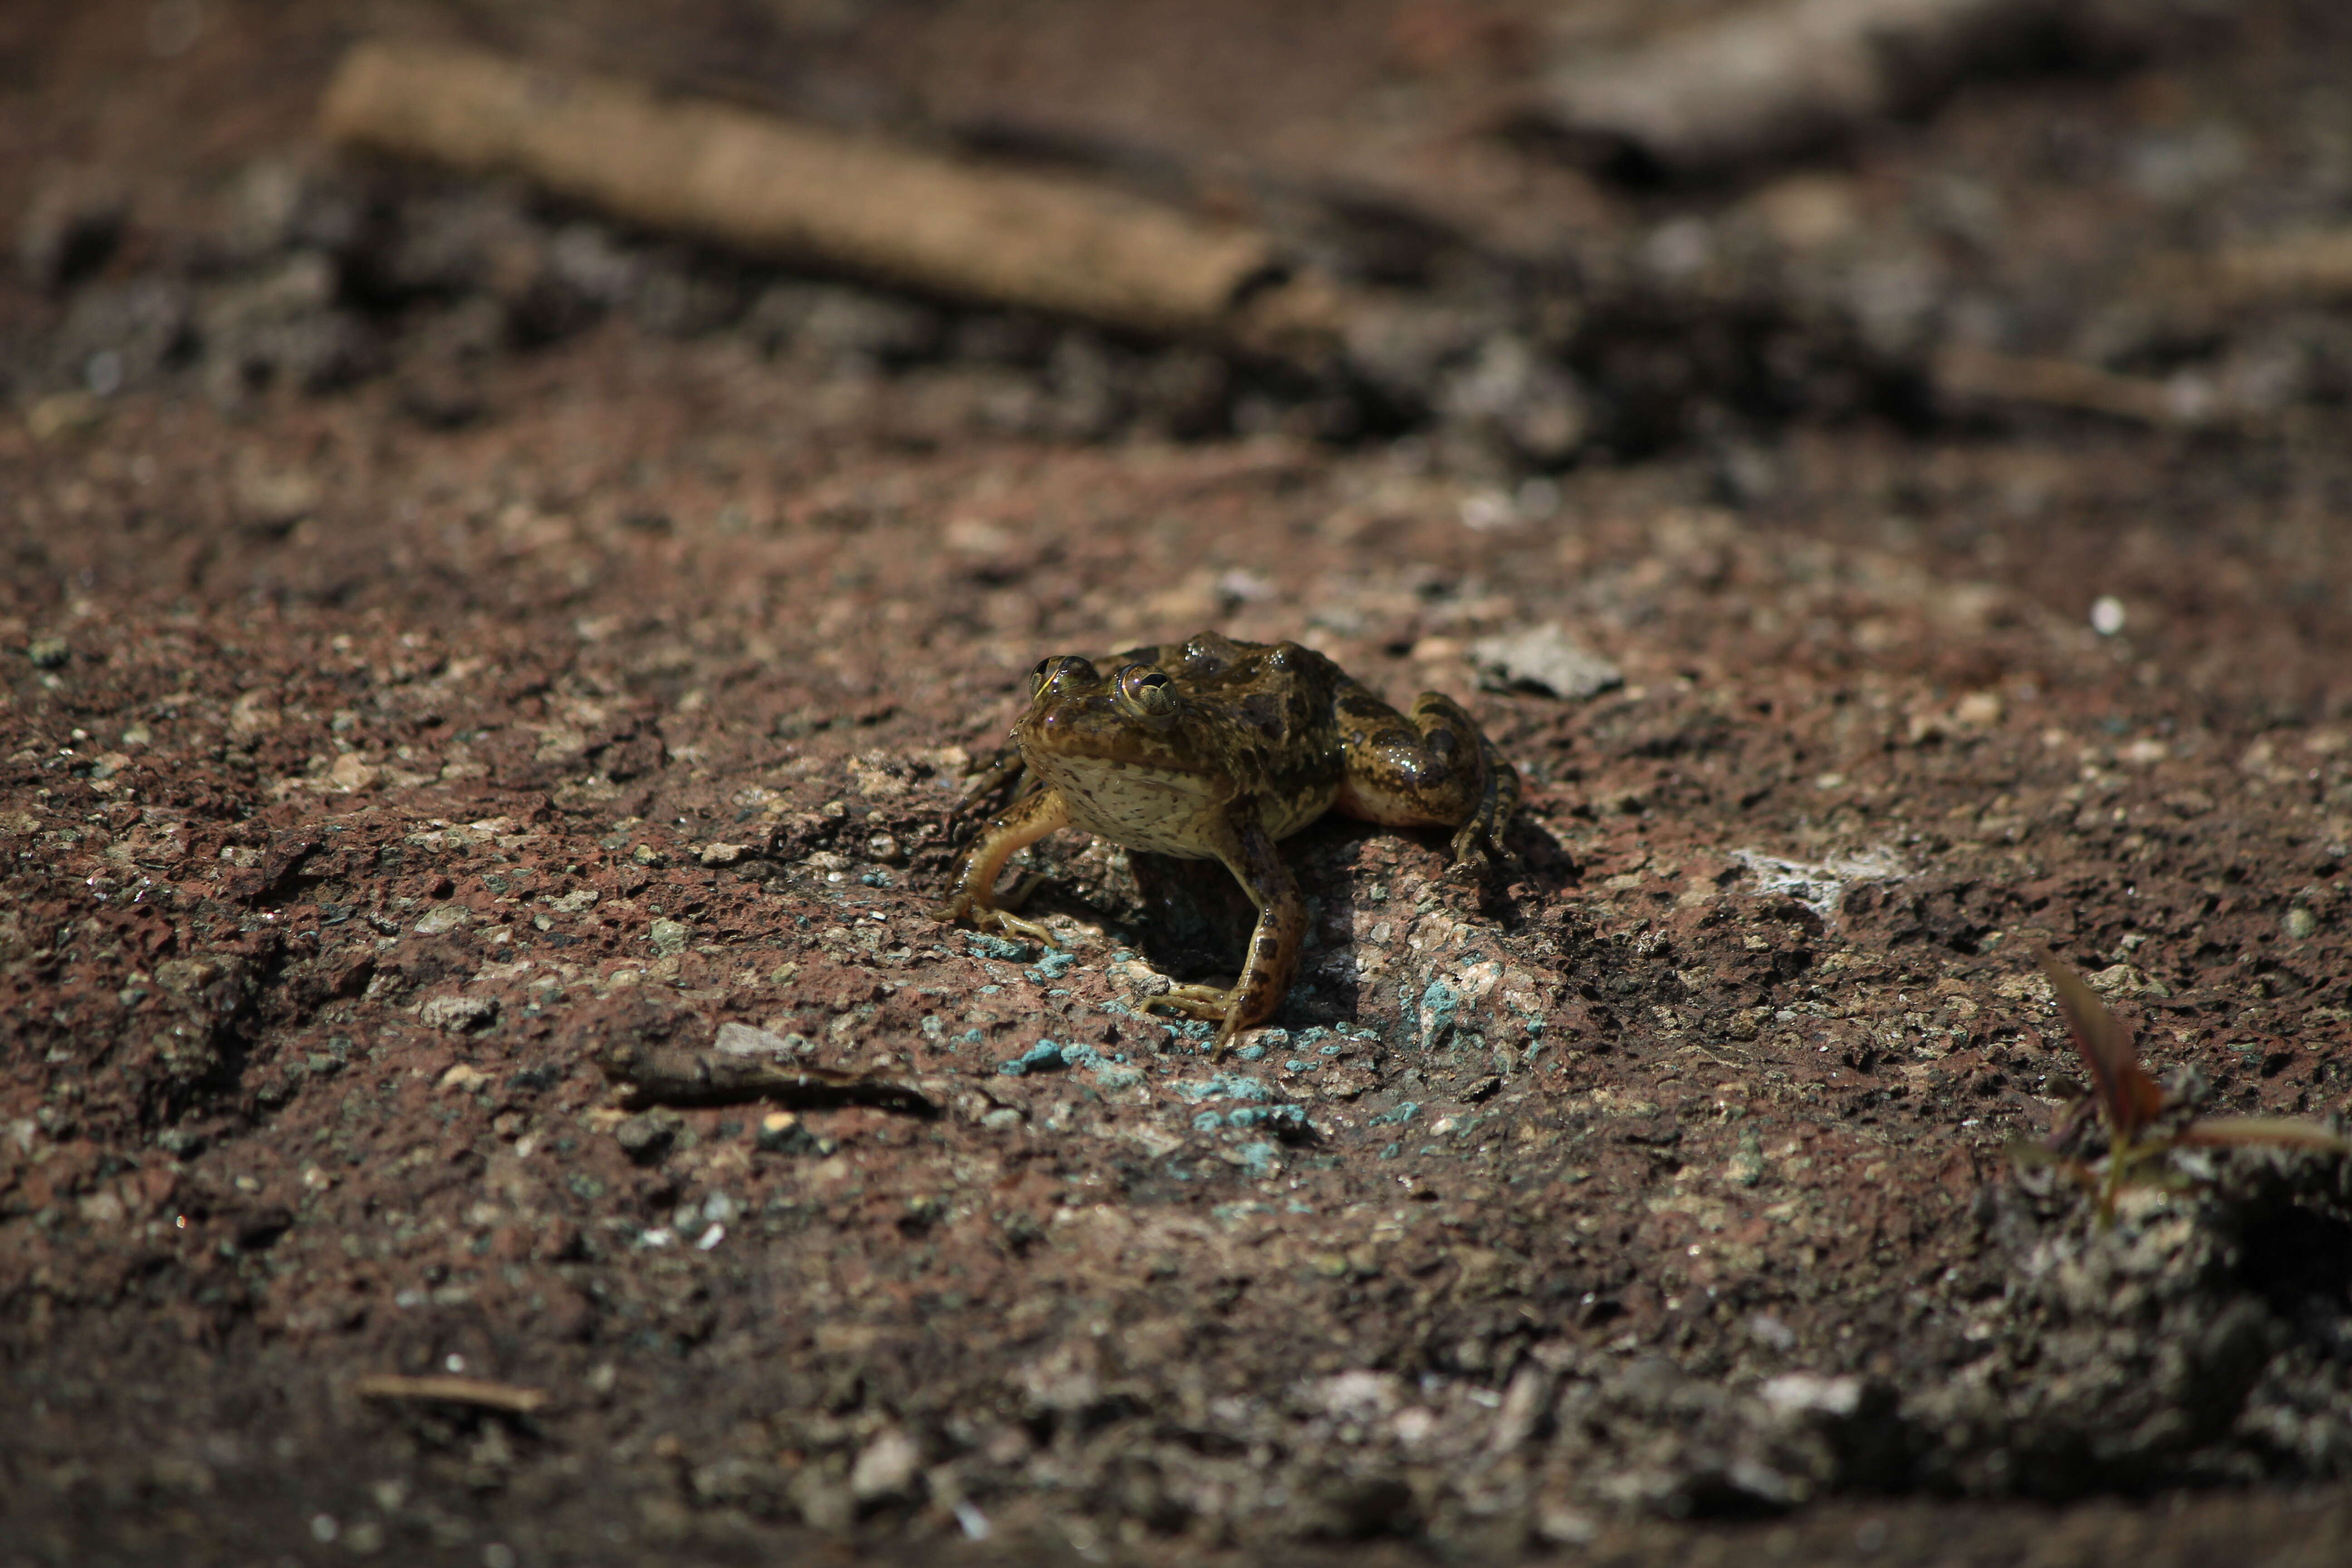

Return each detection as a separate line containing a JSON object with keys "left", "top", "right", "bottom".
{"left": 614, "top": 1113, "right": 676, "bottom": 1165}
{"left": 848, "top": 1427, "right": 922, "bottom": 1504}
{"left": 412, "top": 903, "right": 471, "bottom": 936}
{"left": 1471, "top": 623, "right": 1623, "bottom": 700}
{"left": 419, "top": 995, "right": 495, "bottom": 1032}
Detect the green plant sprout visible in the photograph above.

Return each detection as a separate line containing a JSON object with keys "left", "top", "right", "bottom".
{"left": 2011, "top": 947, "right": 2352, "bottom": 1226}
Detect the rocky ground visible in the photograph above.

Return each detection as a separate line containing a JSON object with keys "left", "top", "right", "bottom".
{"left": 6, "top": 3, "right": 2352, "bottom": 1565}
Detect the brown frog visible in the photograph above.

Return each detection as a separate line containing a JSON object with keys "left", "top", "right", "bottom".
{"left": 936, "top": 631, "right": 1519, "bottom": 1049}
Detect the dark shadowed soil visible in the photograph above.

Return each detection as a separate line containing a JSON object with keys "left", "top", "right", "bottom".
{"left": 6, "top": 4, "right": 2352, "bottom": 1565}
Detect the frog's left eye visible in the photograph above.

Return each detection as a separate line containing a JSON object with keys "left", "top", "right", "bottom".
{"left": 1117, "top": 666, "right": 1177, "bottom": 718}
{"left": 1031, "top": 656, "right": 1099, "bottom": 699}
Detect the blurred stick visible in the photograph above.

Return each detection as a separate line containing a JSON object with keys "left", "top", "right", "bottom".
{"left": 320, "top": 40, "right": 1300, "bottom": 342}
{"left": 1933, "top": 343, "right": 2217, "bottom": 428}
{"left": 355, "top": 1374, "right": 548, "bottom": 1414}
{"left": 2144, "top": 230, "right": 2352, "bottom": 310}
{"left": 1533, "top": 0, "right": 2066, "bottom": 177}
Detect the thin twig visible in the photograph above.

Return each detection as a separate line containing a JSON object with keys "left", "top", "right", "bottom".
{"left": 354, "top": 1374, "right": 549, "bottom": 1415}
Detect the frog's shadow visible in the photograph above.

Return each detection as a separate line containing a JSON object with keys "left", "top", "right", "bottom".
{"left": 1107, "top": 813, "right": 1576, "bottom": 1030}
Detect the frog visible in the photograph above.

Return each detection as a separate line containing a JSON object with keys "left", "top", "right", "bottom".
{"left": 936, "top": 630, "right": 1520, "bottom": 1049}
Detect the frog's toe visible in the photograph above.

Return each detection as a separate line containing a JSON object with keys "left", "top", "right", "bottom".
{"left": 1444, "top": 828, "right": 1519, "bottom": 885}
{"left": 1146, "top": 981, "right": 1236, "bottom": 1023}
{"left": 970, "top": 907, "right": 1062, "bottom": 950}
{"left": 1440, "top": 845, "right": 1493, "bottom": 885}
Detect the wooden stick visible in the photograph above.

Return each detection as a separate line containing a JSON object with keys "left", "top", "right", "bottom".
{"left": 1932, "top": 343, "right": 2214, "bottom": 428}
{"left": 354, "top": 1373, "right": 549, "bottom": 1415}
{"left": 2205, "top": 230, "right": 2352, "bottom": 308}
{"left": 320, "top": 40, "right": 1281, "bottom": 339}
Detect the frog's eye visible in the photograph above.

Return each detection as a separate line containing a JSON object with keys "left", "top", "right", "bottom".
{"left": 1117, "top": 666, "right": 1178, "bottom": 719}
{"left": 1030, "top": 656, "right": 1098, "bottom": 698}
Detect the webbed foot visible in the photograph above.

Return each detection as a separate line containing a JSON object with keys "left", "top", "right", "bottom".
{"left": 933, "top": 895, "right": 1063, "bottom": 951}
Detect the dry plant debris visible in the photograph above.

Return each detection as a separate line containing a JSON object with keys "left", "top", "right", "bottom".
{"left": 320, "top": 41, "right": 1290, "bottom": 343}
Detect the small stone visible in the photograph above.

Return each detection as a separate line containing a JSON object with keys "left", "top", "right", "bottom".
{"left": 1472, "top": 623, "right": 1623, "bottom": 701}
{"left": 649, "top": 918, "right": 691, "bottom": 956}
{"left": 1760, "top": 1372, "right": 1865, "bottom": 1421}
{"left": 613, "top": 1112, "right": 676, "bottom": 1165}
{"left": 697, "top": 842, "right": 749, "bottom": 867}
{"left": 420, "top": 995, "right": 496, "bottom": 1033}
{"left": 25, "top": 637, "right": 69, "bottom": 670}
{"left": 2284, "top": 906, "right": 2318, "bottom": 940}
{"left": 849, "top": 1427, "right": 923, "bottom": 1504}
{"left": 413, "top": 903, "right": 470, "bottom": 936}
{"left": 2086, "top": 963, "right": 2168, "bottom": 1000}
{"left": 1953, "top": 690, "right": 2004, "bottom": 728}
{"left": 1728, "top": 1138, "right": 1765, "bottom": 1187}
{"left": 328, "top": 752, "right": 377, "bottom": 792}
{"left": 715, "top": 1021, "right": 794, "bottom": 1058}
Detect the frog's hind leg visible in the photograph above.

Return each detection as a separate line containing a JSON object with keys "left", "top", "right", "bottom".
{"left": 1142, "top": 815, "right": 1304, "bottom": 1053}
{"left": 1333, "top": 686, "right": 1521, "bottom": 876}
{"left": 934, "top": 786, "right": 1072, "bottom": 948}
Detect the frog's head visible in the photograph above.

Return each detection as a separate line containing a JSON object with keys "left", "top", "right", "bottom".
{"left": 1013, "top": 653, "right": 1197, "bottom": 771}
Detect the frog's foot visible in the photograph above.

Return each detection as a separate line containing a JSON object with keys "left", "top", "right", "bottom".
{"left": 973, "top": 906, "right": 1062, "bottom": 950}
{"left": 1441, "top": 829, "right": 1521, "bottom": 887}
{"left": 932, "top": 895, "right": 1063, "bottom": 951}
{"left": 1440, "top": 837, "right": 1493, "bottom": 886}
{"left": 1145, "top": 980, "right": 1238, "bottom": 1023}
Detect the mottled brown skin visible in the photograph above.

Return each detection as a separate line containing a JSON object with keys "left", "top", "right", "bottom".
{"left": 936, "top": 631, "right": 1520, "bottom": 1049}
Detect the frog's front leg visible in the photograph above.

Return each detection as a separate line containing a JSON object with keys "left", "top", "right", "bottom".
{"left": 1144, "top": 811, "right": 1305, "bottom": 1052}
{"left": 933, "top": 786, "right": 1071, "bottom": 949}
{"left": 1333, "top": 685, "right": 1520, "bottom": 876}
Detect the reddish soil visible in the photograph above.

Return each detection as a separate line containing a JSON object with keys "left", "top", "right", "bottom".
{"left": 6, "top": 4, "right": 2352, "bottom": 1565}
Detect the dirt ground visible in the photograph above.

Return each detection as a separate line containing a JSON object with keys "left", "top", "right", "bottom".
{"left": 7, "top": 3, "right": 2352, "bottom": 1565}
